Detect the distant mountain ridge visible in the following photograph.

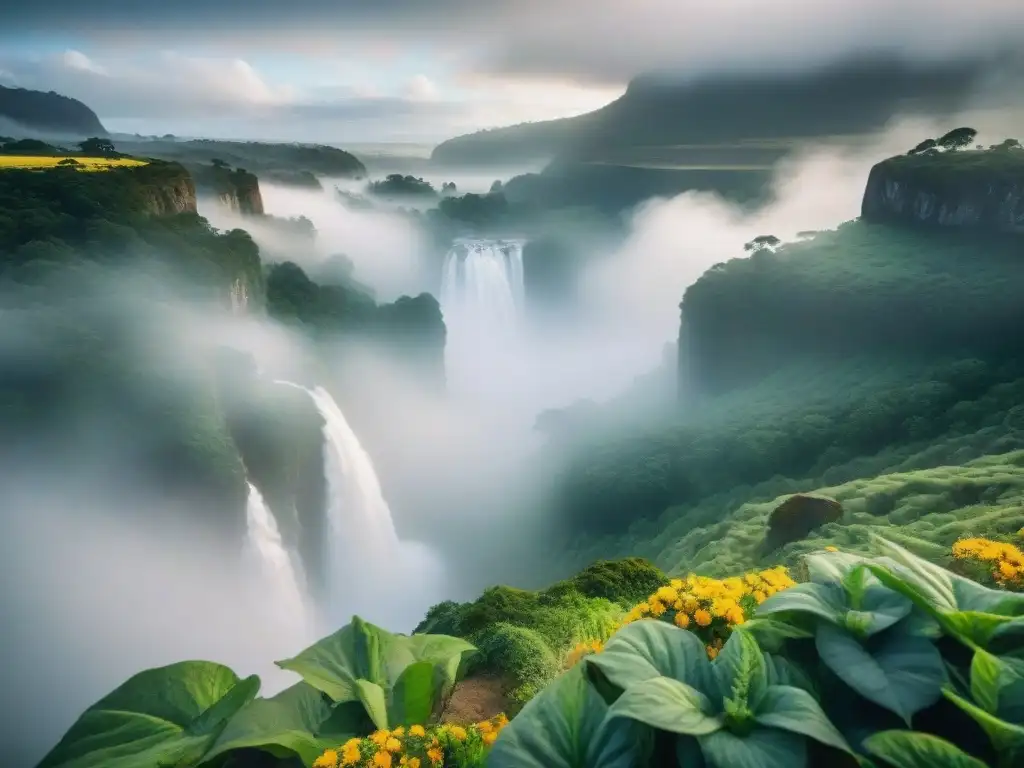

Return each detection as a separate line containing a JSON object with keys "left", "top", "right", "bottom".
{"left": 430, "top": 57, "right": 992, "bottom": 166}
{"left": 0, "top": 84, "right": 108, "bottom": 137}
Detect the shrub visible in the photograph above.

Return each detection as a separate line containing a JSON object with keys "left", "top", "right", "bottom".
{"left": 474, "top": 624, "right": 560, "bottom": 705}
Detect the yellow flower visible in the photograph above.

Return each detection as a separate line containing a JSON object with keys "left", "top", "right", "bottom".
{"left": 825, "top": 546, "right": 838, "bottom": 552}
{"left": 341, "top": 742, "right": 361, "bottom": 766}
{"left": 670, "top": 578, "right": 684, "bottom": 590}
{"left": 674, "top": 612, "right": 691, "bottom": 629}
{"left": 706, "top": 646, "right": 719, "bottom": 660}
{"left": 449, "top": 725, "right": 467, "bottom": 742}
{"left": 314, "top": 749, "right": 339, "bottom": 768}
{"left": 477, "top": 720, "right": 493, "bottom": 733}
{"left": 753, "top": 590, "right": 768, "bottom": 604}
{"left": 370, "top": 730, "right": 391, "bottom": 747}
{"left": 373, "top": 751, "right": 393, "bottom": 768}
{"left": 656, "top": 585, "right": 679, "bottom": 603}
{"left": 392, "top": 727, "right": 405, "bottom": 737}
{"left": 385, "top": 737, "right": 402, "bottom": 752}
{"left": 407, "top": 759, "right": 421, "bottom": 768}
{"left": 725, "top": 606, "right": 746, "bottom": 625}
{"left": 496, "top": 713, "right": 509, "bottom": 727}
{"left": 483, "top": 730, "right": 498, "bottom": 745}
{"left": 694, "top": 609, "right": 712, "bottom": 627}
{"left": 409, "top": 725, "right": 426, "bottom": 738}
{"left": 427, "top": 747, "right": 443, "bottom": 764}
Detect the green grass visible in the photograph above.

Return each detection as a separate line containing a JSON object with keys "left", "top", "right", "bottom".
{"left": 626, "top": 451, "right": 1024, "bottom": 578}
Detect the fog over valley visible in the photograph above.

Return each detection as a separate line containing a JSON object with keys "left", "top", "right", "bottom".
{"left": 2, "top": 5, "right": 1024, "bottom": 768}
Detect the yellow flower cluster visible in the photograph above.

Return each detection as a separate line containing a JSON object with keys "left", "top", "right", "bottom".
{"left": 312, "top": 716, "right": 508, "bottom": 768}
{"left": 564, "top": 639, "right": 604, "bottom": 669}
{"left": 565, "top": 567, "right": 796, "bottom": 665}
{"left": 953, "top": 537, "right": 1024, "bottom": 589}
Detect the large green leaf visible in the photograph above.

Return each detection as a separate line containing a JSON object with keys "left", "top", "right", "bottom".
{"left": 713, "top": 631, "right": 768, "bottom": 708}
{"left": 201, "top": 682, "right": 365, "bottom": 765}
{"left": 387, "top": 661, "right": 441, "bottom": 728}
{"left": 804, "top": 551, "right": 871, "bottom": 585}
{"left": 757, "top": 583, "right": 846, "bottom": 625}
{"left": 944, "top": 688, "right": 1024, "bottom": 756}
{"left": 863, "top": 730, "right": 990, "bottom": 768}
{"left": 741, "top": 619, "right": 813, "bottom": 651}
{"left": 487, "top": 665, "right": 648, "bottom": 768}
{"left": 869, "top": 537, "right": 1024, "bottom": 620}
{"left": 38, "top": 662, "right": 259, "bottom": 768}
{"left": 585, "top": 620, "right": 713, "bottom": 702}
{"left": 815, "top": 623, "right": 945, "bottom": 723}
{"left": 753, "top": 685, "right": 851, "bottom": 754}
{"left": 762, "top": 653, "right": 815, "bottom": 696}
{"left": 354, "top": 680, "right": 389, "bottom": 731}
{"left": 966, "top": 651, "right": 1024, "bottom": 720}
{"left": 698, "top": 727, "right": 806, "bottom": 768}
{"left": 275, "top": 616, "right": 475, "bottom": 704}
{"left": 606, "top": 676, "right": 723, "bottom": 736}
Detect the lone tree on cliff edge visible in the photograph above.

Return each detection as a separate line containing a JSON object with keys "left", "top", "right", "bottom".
{"left": 936, "top": 127, "right": 977, "bottom": 152}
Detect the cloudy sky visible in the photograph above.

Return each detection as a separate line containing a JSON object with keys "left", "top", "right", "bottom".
{"left": 2, "top": 0, "right": 1023, "bottom": 144}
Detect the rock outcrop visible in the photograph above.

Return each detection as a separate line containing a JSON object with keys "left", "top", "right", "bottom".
{"left": 861, "top": 150, "right": 1024, "bottom": 232}
{"left": 136, "top": 165, "right": 198, "bottom": 215}
{"left": 191, "top": 164, "right": 265, "bottom": 215}
{"left": 764, "top": 494, "right": 843, "bottom": 551}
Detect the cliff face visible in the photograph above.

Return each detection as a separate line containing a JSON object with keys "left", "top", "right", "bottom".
{"left": 191, "top": 165, "right": 265, "bottom": 215}
{"left": 138, "top": 168, "right": 198, "bottom": 215}
{"left": 861, "top": 150, "right": 1024, "bottom": 232}
{"left": 0, "top": 85, "right": 108, "bottom": 137}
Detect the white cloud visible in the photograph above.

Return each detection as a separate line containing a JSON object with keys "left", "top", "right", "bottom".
{"left": 404, "top": 74, "right": 437, "bottom": 102}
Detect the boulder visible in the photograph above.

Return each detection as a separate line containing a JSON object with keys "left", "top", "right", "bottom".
{"left": 764, "top": 493, "right": 843, "bottom": 550}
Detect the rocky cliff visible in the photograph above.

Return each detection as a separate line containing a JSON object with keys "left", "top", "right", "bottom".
{"left": 191, "top": 164, "right": 265, "bottom": 215}
{"left": 861, "top": 149, "right": 1024, "bottom": 232}
{"left": 134, "top": 163, "right": 198, "bottom": 215}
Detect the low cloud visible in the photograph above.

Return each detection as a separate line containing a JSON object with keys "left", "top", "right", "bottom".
{"left": 4, "top": 0, "right": 1024, "bottom": 88}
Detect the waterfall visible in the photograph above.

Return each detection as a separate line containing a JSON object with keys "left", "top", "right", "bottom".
{"left": 439, "top": 238, "right": 527, "bottom": 396}
{"left": 276, "top": 381, "right": 443, "bottom": 632}
{"left": 243, "top": 482, "right": 309, "bottom": 631}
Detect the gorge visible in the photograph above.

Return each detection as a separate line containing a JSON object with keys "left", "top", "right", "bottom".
{"left": 5, "top": 107, "right": 1024, "bottom": 768}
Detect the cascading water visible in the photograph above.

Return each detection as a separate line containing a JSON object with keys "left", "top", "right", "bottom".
{"left": 439, "top": 239, "right": 527, "bottom": 396}
{"left": 276, "top": 381, "right": 443, "bottom": 632}
{"left": 243, "top": 482, "right": 310, "bottom": 634}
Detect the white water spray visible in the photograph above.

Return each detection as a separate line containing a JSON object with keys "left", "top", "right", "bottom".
{"left": 276, "top": 381, "right": 444, "bottom": 632}
{"left": 440, "top": 239, "right": 527, "bottom": 396}
{"left": 243, "top": 482, "right": 310, "bottom": 633}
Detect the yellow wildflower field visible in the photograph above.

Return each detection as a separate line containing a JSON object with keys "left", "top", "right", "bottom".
{"left": 0, "top": 155, "right": 148, "bottom": 171}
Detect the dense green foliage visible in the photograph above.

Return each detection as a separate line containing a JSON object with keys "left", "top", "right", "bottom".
{"left": 367, "top": 174, "right": 438, "bottom": 199}
{"left": 38, "top": 617, "right": 476, "bottom": 768}
{"left": 0, "top": 84, "right": 108, "bottom": 137}
{"left": 682, "top": 220, "right": 1024, "bottom": 393}
{"left": 492, "top": 540, "right": 1024, "bottom": 768}
{"left": 414, "top": 558, "right": 665, "bottom": 705}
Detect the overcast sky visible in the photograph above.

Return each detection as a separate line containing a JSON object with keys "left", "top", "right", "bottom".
{"left": 2, "top": 0, "right": 1023, "bottom": 144}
